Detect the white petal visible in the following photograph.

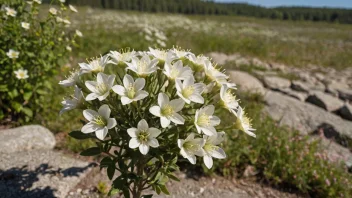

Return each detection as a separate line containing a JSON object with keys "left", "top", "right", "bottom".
{"left": 170, "top": 113, "right": 185, "bottom": 125}
{"left": 83, "top": 109, "right": 98, "bottom": 121}
{"left": 127, "top": 128, "right": 138, "bottom": 137}
{"left": 160, "top": 117, "right": 171, "bottom": 128}
{"left": 193, "top": 83, "right": 205, "bottom": 93}
{"left": 95, "top": 127, "right": 108, "bottom": 140}
{"left": 201, "top": 127, "right": 217, "bottom": 136}
{"left": 96, "top": 73, "right": 105, "bottom": 84}
{"left": 158, "top": 93, "right": 169, "bottom": 107}
{"left": 112, "top": 85, "right": 126, "bottom": 96}
{"left": 98, "top": 104, "right": 111, "bottom": 119}
{"left": 121, "top": 96, "right": 133, "bottom": 105}
{"left": 169, "top": 99, "right": 184, "bottom": 112}
{"left": 107, "top": 75, "right": 116, "bottom": 88}
{"left": 148, "top": 128, "right": 161, "bottom": 138}
{"left": 138, "top": 119, "right": 149, "bottom": 131}
{"left": 139, "top": 143, "right": 150, "bottom": 155}
{"left": 129, "top": 138, "right": 140, "bottom": 148}
{"left": 189, "top": 94, "right": 204, "bottom": 104}
{"left": 134, "top": 91, "right": 148, "bottom": 100}
{"left": 148, "top": 138, "right": 159, "bottom": 148}
{"left": 204, "top": 105, "right": 215, "bottom": 115}
{"left": 210, "top": 147, "right": 226, "bottom": 159}
{"left": 210, "top": 116, "right": 221, "bottom": 126}
{"left": 185, "top": 133, "right": 195, "bottom": 141}
{"left": 98, "top": 92, "right": 109, "bottom": 101}
{"left": 183, "top": 76, "right": 195, "bottom": 86}
{"left": 149, "top": 106, "right": 161, "bottom": 117}
{"left": 123, "top": 74, "right": 134, "bottom": 88}
{"left": 203, "top": 155, "right": 213, "bottom": 169}
{"left": 177, "top": 139, "right": 185, "bottom": 149}
{"left": 175, "top": 79, "right": 183, "bottom": 92}
{"left": 134, "top": 78, "right": 145, "bottom": 91}
{"left": 187, "top": 155, "right": 196, "bottom": 165}
{"left": 81, "top": 122, "right": 98, "bottom": 133}
{"left": 107, "top": 118, "right": 117, "bottom": 129}
{"left": 85, "top": 93, "right": 98, "bottom": 101}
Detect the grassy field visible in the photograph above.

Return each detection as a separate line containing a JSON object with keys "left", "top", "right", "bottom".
{"left": 65, "top": 7, "right": 352, "bottom": 70}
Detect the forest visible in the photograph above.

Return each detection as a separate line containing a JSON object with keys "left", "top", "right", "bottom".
{"left": 58, "top": 0, "right": 352, "bottom": 24}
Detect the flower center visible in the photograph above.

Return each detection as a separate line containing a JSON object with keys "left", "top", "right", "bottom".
{"left": 203, "top": 143, "right": 218, "bottom": 153}
{"left": 90, "top": 60, "right": 103, "bottom": 72}
{"left": 137, "top": 131, "right": 149, "bottom": 143}
{"left": 181, "top": 86, "right": 195, "bottom": 98}
{"left": 161, "top": 105, "right": 174, "bottom": 117}
{"left": 224, "top": 90, "right": 237, "bottom": 104}
{"left": 137, "top": 61, "right": 148, "bottom": 73}
{"left": 183, "top": 141, "right": 199, "bottom": 153}
{"left": 93, "top": 116, "right": 107, "bottom": 126}
{"left": 170, "top": 67, "right": 180, "bottom": 79}
{"left": 127, "top": 84, "right": 136, "bottom": 99}
{"left": 96, "top": 83, "right": 107, "bottom": 94}
{"left": 197, "top": 113, "right": 210, "bottom": 127}
{"left": 19, "top": 72, "right": 25, "bottom": 78}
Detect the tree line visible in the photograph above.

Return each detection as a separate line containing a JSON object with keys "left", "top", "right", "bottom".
{"left": 57, "top": 0, "right": 352, "bottom": 24}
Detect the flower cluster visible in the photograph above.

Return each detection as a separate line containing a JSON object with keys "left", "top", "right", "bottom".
{"left": 62, "top": 47, "right": 255, "bottom": 196}
{"left": 1, "top": 0, "right": 81, "bottom": 123}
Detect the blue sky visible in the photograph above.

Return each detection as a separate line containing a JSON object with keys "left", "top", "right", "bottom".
{"left": 214, "top": 0, "right": 352, "bottom": 8}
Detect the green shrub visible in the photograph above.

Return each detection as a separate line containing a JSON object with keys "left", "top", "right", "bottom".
{"left": 0, "top": 0, "right": 81, "bottom": 124}
{"left": 211, "top": 92, "right": 352, "bottom": 197}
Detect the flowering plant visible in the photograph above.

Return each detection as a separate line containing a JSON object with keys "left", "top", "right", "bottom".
{"left": 62, "top": 47, "right": 256, "bottom": 197}
{"left": 0, "top": 0, "right": 81, "bottom": 123}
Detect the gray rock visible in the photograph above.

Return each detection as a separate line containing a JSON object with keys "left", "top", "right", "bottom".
{"left": 306, "top": 91, "right": 344, "bottom": 112}
{"left": 0, "top": 125, "right": 56, "bottom": 153}
{"left": 338, "top": 103, "right": 352, "bottom": 121}
{"left": 278, "top": 88, "right": 308, "bottom": 101}
{"left": 0, "top": 150, "right": 94, "bottom": 198}
{"left": 326, "top": 81, "right": 349, "bottom": 97}
{"left": 263, "top": 91, "right": 352, "bottom": 138}
{"left": 291, "top": 80, "right": 310, "bottom": 93}
{"left": 314, "top": 73, "right": 325, "bottom": 81}
{"left": 208, "top": 52, "right": 228, "bottom": 65}
{"left": 337, "top": 88, "right": 352, "bottom": 101}
{"left": 263, "top": 76, "right": 291, "bottom": 90}
{"left": 311, "top": 81, "right": 326, "bottom": 91}
{"left": 227, "top": 70, "right": 266, "bottom": 95}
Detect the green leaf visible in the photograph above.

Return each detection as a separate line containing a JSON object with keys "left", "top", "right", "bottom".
{"left": 11, "top": 101, "right": 22, "bottom": 112}
{"left": 167, "top": 173, "right": 180, "bottom": 182}
{"left": 155, "top": 185, "right": 161, "bottom": 195}
{"left": 142, "top": 194, "right": 153, "bottom": 198}
{"left": 100, "top": 157, "right": 113, "bottom": 168}
{"left": 122, "top": 188, "right": 130, "bottom": 198}
{"left": 22, "top": 107, "right": 33, "bottom": 117}
{"left": 0, "top": 85, "right": 8, "bottom": 92}
{"left": 36, "top": 89, "right": 47, "bottom": 95}
{"left": 80, "top": 147, "right": 101, "bottom": 156}
{"left": 159, "top": 185, "right": 170, "bottom": 195}
{"left": 108, "top": 188, "right": 120, "bottom": 196}
{"left": 107, "top": 165, "right": 115, "bottom": 180}
{"left": 23, "top": 91, "right": 32, "bottom": 101}
{"left": 69, "top": 131, "right": 91, "bottom": 139}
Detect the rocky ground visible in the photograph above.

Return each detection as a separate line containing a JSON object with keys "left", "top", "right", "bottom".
{"left": 1, "top": 53, "right": 351, "bottom": 197}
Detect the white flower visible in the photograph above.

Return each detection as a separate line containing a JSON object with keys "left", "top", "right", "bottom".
{"left": 149, "top": 93, "right": 185, "bottom": 128}
{"left": 145, "top": 35, "right": 152, "bottom": 41}
{"left": 204, "top": 60, "right": 228, "bottom": 85}
{"left": 172, "top": 48, "right": 192, "bottom": 59}
{"left": 66, "top": 46, "right": 72, "bottom": 51}
{"left": 69, "top": 5, "right": 78, "bottom": 13}
{"left": 59, "top": 0, "right": 65, "bottom": 3}
{"left": 112, "top": 74, "right": 148, "bottom": 105}
{"left": 33, "top": 0, "right": 42, "bottom": 4}
{"left": 49, "top": 8, "right": 57, "bottom": 15}
{"left": 85, "top": 73, "right": 115, "bottom": 101}
{"left": 21, "top": 22, "right": 30, "bottom": 30}
{"left": 220, "top": 84, "right": 239, "bottom": 110}
{"left": 75, "top": 30, "right": 83, "bottom": 37}
{"left": 14, "top": 69, "right": 28, "bottom": 79}
{"left": 126, "top": 55, "right": 158, "bottom": 76}
{"left": 81, "top": 104, "right": 117, "bottom": 140}
{"left": 157, "top": 39, "right": 166, "bottom": 48}
{"left": 79, "top": 55, "right": 110, "bottom": 74}
{"left": 187, "top": 54, "right": 209, "bottom": 66}
{"left": 234, "top": 106, "right": 256, "bottom": 137}
{"left": 127, "top": 119, "right": 161, "bottom": 155}
{"left": 56, "top": 17, "right": 63, "bottom": 22}
{"left": 163, "top": 60, "right": 193, "bottom": 81}
{"left": 202, "top": 132, "right": 226, "bottom": 169}
{"left": 148, "top": 47, "right": 177, "bottom": 63}
{"left": 178, "top": 133, "right": 205, "bottom": 164}
{"left": 63, "top": 19, "right": 71, "bottom": 25}
{"left": 60, "top": 85, "right": 84, "bottom": 114}
{"left": 195, "top": 105, "right": 220, "bottom": 136}
{"left": 59, "top": 70, "right": 79, "bottom": 87}
{"left": 6, "top": 49, "right": 19, "bottom": 59}
{"left": 176, "top": 77, "right": 205, "bottom": 104}
{"left": 5, "top": 7, "right": 17, "bottom": 17}
{"left": 109, "top": 50, "right": 136, "bottom": 64}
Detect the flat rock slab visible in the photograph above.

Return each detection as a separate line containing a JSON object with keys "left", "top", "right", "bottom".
{"left": 263, "top": 76, "right": 291, "bottom": 90}
{"left": 0, "top": 149, "right": 94, "bottom": 198}
{"left": 264, "top": 91, "right": 352, "bottom": 138}
{"left": 306, "top": 91, "right": 344, "bottom": 112}
{"left": 228, "top": 70, "right": 266, "bottom": 95}
{"left": 338, "top": 103, "right": 352, "bottom": 121}
{"left": 278, "top": 88, "right": 307, "bottom": 101}
{"left": 0, "top": 125, "right": 56, "bottom": 153}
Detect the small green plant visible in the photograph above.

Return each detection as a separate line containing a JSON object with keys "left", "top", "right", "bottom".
{"left": 97, "top": 181, "right": 109, "bottom": 195}
{"left": 62, "top": 47, "right": 256, "bottom": 197}
{"left": 0, "top": 0, "right": 81, "bottom": 124}
{"left": 212, "top": 92, "right": 352, "bottom": 198}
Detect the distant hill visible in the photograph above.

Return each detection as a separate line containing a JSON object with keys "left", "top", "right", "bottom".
{"left": 62, "top": 0, "right": 352, "bottom": 24}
